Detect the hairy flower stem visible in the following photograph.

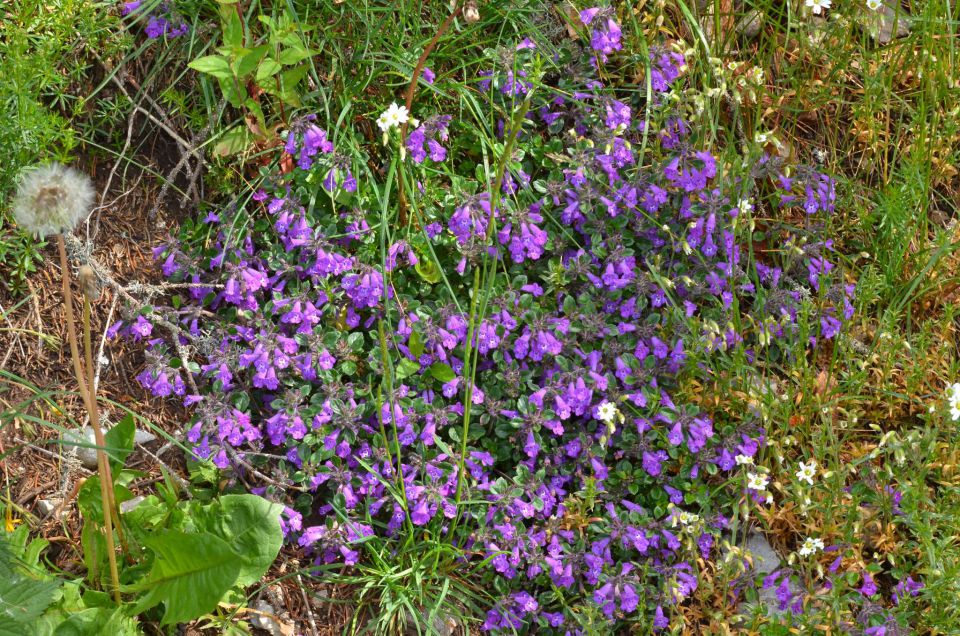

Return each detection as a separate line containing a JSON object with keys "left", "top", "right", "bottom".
{"left": 57, "top": 236, "right": 121, "bottom": 603}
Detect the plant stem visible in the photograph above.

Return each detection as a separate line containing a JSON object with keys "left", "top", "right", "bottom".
{"left": 56, "top": 235, "right": 121, "bottom": 604}
{"left": 82, "top": 288, "right": 128, "bottom": 559}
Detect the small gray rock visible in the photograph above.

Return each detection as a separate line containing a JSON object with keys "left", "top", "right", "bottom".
{"left": 250, "top": 600, "right": 285, "bottom": 636}
{"left": 875, "top": 2, "right": 910, "bottom": 44}
{"left": 743, "top": 532, "right": 781, "bottom": 575}
{"left": 736, "top": 9, "right": 763, "bottom": 40}
{"left": 120, "top": 496, "right": 146, "bottom": 514}
{"left": 134, "top": 429, "right": 157, "bottom": 445}
{"left": 63, "top": 428, "right": 99, "bottom": 470}
{"left": 36, "top": 498, "right": 61, "bottom": 517}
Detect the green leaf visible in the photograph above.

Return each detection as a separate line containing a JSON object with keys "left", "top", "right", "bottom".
{"left": 128, "top": 532, "right": 240, "bottom": 625}
{"left": 104, "top": 414, "right": 135, "bottom": 473}
{"left": 0, "top": 559, "right": 58, "bottom": 626}
{"left": 408, "top": 332, "right": 425, "bottom": 358}
{"left": 219, "top": 4, "right": 244, "bottom": 49}
{"left": 80, "top": 523, "right": 104, "bottom": 588}
{"left": 414, "top": 259, "right": 441, "bottom": 284}
{"left": 209, "top": 495, "right": 283, "bottom": 586}
{"left": 255, "top": 57, "right": 282, "bottom": 83}
{"left": 278, "top": 46, "right": 313, "bottom": 65}
{"left": 395, "top": 358, "right": 420, "bottom": 380}
{"left": 187, "top": 55, "right": 234, "bottom": 81}
{"left": 52, "top": 607, "right": 140, "bottom": 636}
{"left": 234, "top": 45, "right": 269, "bottom": 79}
{"left": 213, "top": 126, "right": 254, "bottom": 157}
{"left": 429, "top": 363, "right": 456, "bottom": 383}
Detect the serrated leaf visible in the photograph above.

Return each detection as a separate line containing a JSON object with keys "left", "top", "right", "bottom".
{"left": 0, "top": 572, "right": 58, "bottom": 625}
{"left": 128, "top": 532, "right": 240, "bottom": 625}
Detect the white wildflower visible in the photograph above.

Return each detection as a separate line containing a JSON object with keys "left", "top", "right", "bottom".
{"left": 805, "top": 0, "right": 832, "bottom": 14}
{"left": 596, "top": 401, "right": 619, "bottom": 424}
{"left": 376, "top": 102, "right": 410, "bottom": 133}
{"left": 947, "top": 382, "right": 960, "bottom": 421}
{"left": 12, "top": 163, "right": 95, "bottom": 238}
{"left": 796, "top": 459, "right": 817, "bottom": 485}
{"left": 798, "top": 537, "right": 825, "bottom": 556}
{"left": 866, "top": 0, "right": 882, "bottom": 9}
{"left": 735, "top": 454, "right": 754, "bottom": 466}
{"left": 737, "top": 199, "right": 754, "bottom": 215}
{"left": 747, "top": 472, "right": 769, "bottom": 491}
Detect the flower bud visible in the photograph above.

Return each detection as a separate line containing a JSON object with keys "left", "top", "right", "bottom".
{"left": 463, "top": 0, "right": 479, "bottom": 23}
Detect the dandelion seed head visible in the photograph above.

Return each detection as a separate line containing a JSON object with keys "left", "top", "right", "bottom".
{"left": 12, "top": 163, "right": 95, "bottom": 238}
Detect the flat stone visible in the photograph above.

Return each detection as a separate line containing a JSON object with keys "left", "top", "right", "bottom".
{"left": 134, "top": 429, "right": 157, "bottom": 445}
{"left": 875, "top": 2, "right": 910, "bottom": 43}
{"left": 36, "top": 498, "right": 61, "bottom": 517}
{"left": 250, "top": 600, "right": 286, "bottom": 636}
{"left": 743, "top": 532, "right": 781, "bottom": 575}
{"left": 120, "top": 496, "right": 146, "bottom": 514}
{"left": 63, "top": 428, "right": 99, "bottom": 470}
{"left": 736, "top": 10, "right": 763, "bottom": 40}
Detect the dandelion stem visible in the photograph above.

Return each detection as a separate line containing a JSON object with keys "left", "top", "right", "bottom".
{"left": 82, "top": 283, "right": 128, "bottom": 559}
{"left": 56, "top": 235, "right": 121, "bottom": 603}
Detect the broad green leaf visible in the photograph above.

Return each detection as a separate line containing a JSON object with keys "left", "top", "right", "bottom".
{"left": 415, "top": 259, "right": 441, "bottom": 284}
{"left": 52, "top": 607, "right": 140, "bottom": 636}
{"left": 278, "top": 45, "right": 313, "bottom": 65}
{"left": 80, "top": 522, "right": 104, "bottom": 588}
{"left": 429, "top": 363, "right": 456, "bottom": 383}
{"left": 211, "top": 495, "right": 283, "bottom": 586}
{"left": 219, "top": 4, "right": 244, "bottom": 49}
{"left": 234, "top": 45, "right": 269, "bottom": 79}
{"left": 213, "top": 126, "right": 254, "bottom": 157}
{"left": 187, "top": 55, "right": 234, "bottom": 81}
{"left": 255, "top": 58, "right": 282, "bottom": 83}
{"left": 395, "top": 358, "right": 420, "bottom": 380}
{"left": 408, "top": 331, "right": 425, "bottom": 358}
{"left": 104, "top": 414, "right": 135, "bottom": 473}
{"left": 0, "top": 573, "right": 58, "bottom": 625}
{"left": 128, "top": 531, "right": 240, "bottom": 625}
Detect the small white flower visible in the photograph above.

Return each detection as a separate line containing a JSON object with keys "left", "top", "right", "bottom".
{"left": 798, "top": 537, "right": 825, "bottom": 556}
{"left": 946, "top": 383, "right": 960, "bottom": 421}
{"left": 735, "top": 454, "right": 754, "bottom": 466}
{"left": 747, "top": 472, "right": 769, "bottom": 491}
{"left": 12, "top": 163, "right": 95, "bottom": 237}
{"left": 866, "top": 0, "right": 882, "bottom": 9}
{"left": 805, "top": 0, "right": 832, "bottom": 14}
{"left": 596, "top": 401, "right": 618, "bottom": 424}
{"left": 376, "top": 102, "right": 410, "bottom": 132}
{"left": 796, "top": 459, "right": 817, "bottom": 485}
{"left": 755, "top": 132, "right": 770, "bottom": 144}
{"left": 737, "top": 199, "right": 754, "bottom": 215}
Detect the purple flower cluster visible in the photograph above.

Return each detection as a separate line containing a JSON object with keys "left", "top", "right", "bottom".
{"left": 123, "top": 8, "right": 864, "bottom": 633}
{"left": 406, "top": 115, "right": 452, "bottom": 164}
{"left": 123, "top": 1, "right": 189, "bottom": 39}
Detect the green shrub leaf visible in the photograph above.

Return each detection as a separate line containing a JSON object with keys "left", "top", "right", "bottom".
{"left": 128, "top": 531, "right": 240, "bottom": 625}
